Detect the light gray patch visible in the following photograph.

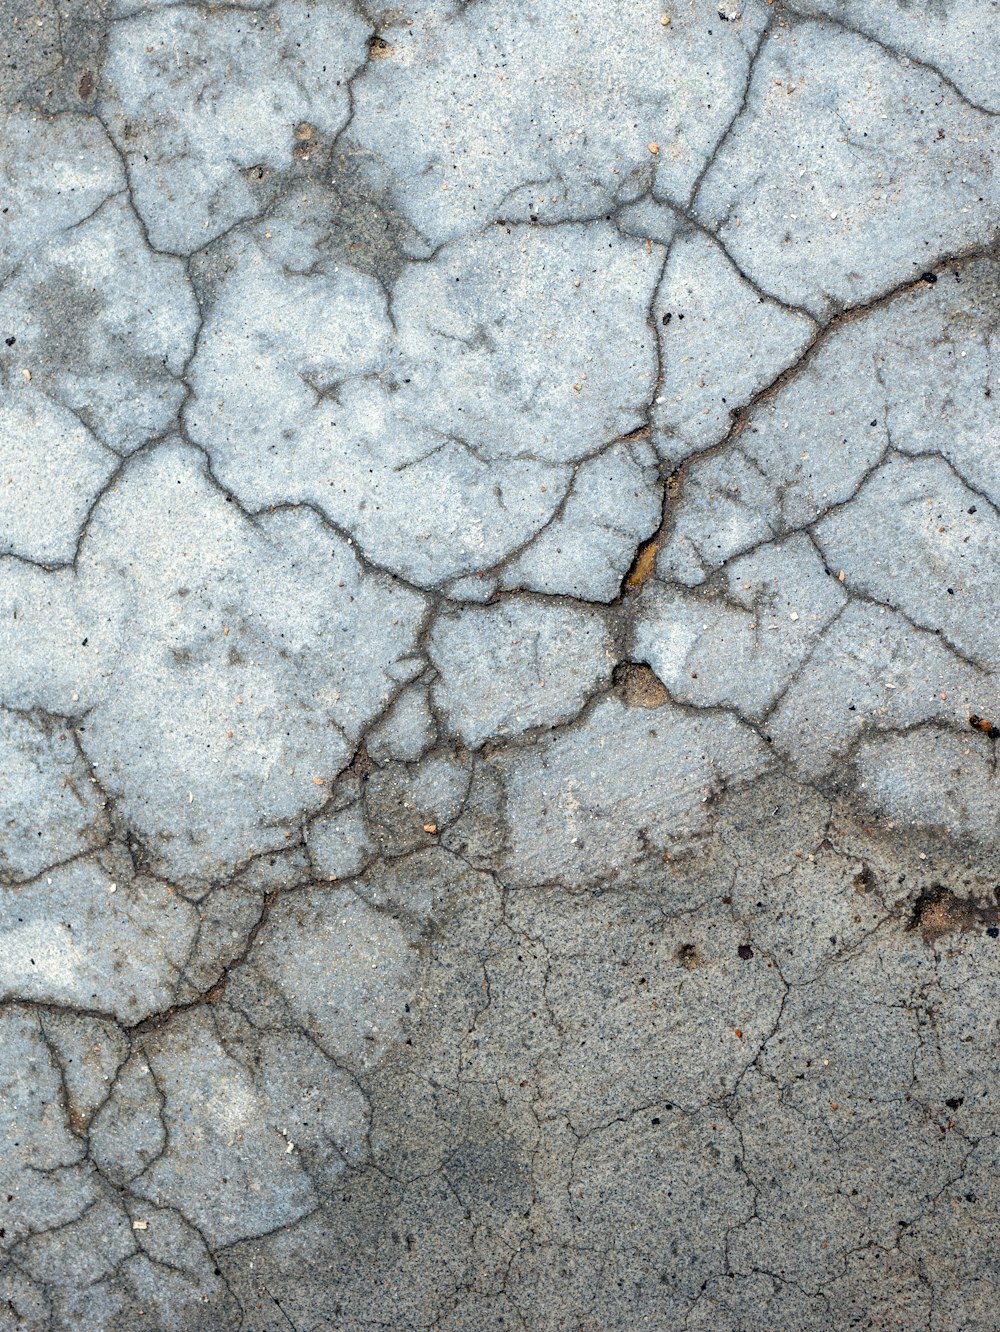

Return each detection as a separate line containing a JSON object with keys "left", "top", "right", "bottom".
{"left": 392, "top": 223, "right": 662, "bottom": 465}
{"left": 89, "top": 1054, "right": 166, "bottom": 1186}
{"left": 134, "top": 1013, "right": 318, "bottom": 1249}
{"left": 0, "top": 858, "right": 198, "bottom": 1023}
{"left": 854, "top": 725, "right": 1000, "bottom": 838}
{"left": 791, "top": 0, "right": 1000, "bottom": 112}
{"left": 366, "top": 683, "right": 437, "bottom": 763}
{"left": 100, "top": 0, "right": 370, "bottom": 253}
{"left": 0, "top": 196, "right": 199, "bottom": 451}
{"left": 815, "top": 453, "right": 1000, "bottom": 666}
{"left": 0, "top": 1009, "right": 100, "bottom": 1250}
{"left": 0, "top": 389, "right": 116, "bottom": 564}
{"left": 634, "top": 534, "right": 846, "bottom": 719}
{"left": 347, "top": 0, "right": 771, "bottom": 245}
{"left": 307, "top": 801, "right": 373, "bottom": 881}
{"left": 69, "top": 441, "right": 425, "bottom": 887}
{"left": 652, "top": 228, "right": 815, "bottom": 458}
{"left": 498, "top": 438, "right": 664, "bottom": 601}
{"left": 244, "top": 884, "right": 417, "bottom": 1068}
{"left": 696, "top": 21, "right": 1000, "bottom": 313}
{"left": 500, "top": 695, "right": 771, "bottom": 888}
{"left": 767, "top": 600, "right": 1000, "bottom": 777}
{"left": 186, "top": 222, "right": 662, "bottom": 586}
{"left": 430, "top": 598, "right": 613, "bottom": 747}
{"left": 0, "top": 112, "right": 123, "bottom": 282}
{"left": 0, "top": 709, "right": 108, "bottom": 881}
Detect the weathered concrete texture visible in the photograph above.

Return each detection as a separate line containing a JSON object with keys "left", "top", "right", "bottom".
{"left": 0, "top": 0, "right": 998, "bottom": 1327}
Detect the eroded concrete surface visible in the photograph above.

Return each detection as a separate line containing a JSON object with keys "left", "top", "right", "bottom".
{"left": 0, "top": 1, "right": 998, "bottom": 1328}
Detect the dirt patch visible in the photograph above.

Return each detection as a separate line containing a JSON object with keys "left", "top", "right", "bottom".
{"left": 344, "top": 744, "right": 376, "bottom": 784}
{"left": 613, "top": 662, "right": 670, "bottom": 709}
{"left": 909, "top": 884, "right": 998, "bottom": 943}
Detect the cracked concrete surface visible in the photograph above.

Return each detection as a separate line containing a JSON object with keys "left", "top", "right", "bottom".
{"left": 0, "top": 0, "right": 998, "bottom": 1327}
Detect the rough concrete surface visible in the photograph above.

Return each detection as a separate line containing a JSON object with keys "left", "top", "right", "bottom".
{"left": 0, "top": 0, "right": 998, "bottom": 1328}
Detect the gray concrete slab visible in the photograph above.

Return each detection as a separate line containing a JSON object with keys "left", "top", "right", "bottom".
{"left": 0, "top": 1, "right": 998, "bottom": 1327}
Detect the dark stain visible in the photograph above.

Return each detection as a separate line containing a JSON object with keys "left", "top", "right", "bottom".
{"left": 344, "top": 744, "right": 375, "bottom": 784}
{"left": 676, "top": 943, "right": 702, "bottom": 970}
{"left": 20, "top": 269, "right": 105, "bottom": 375}
{"left": 854, "top": 864, "right": 877, "bottom": 895}
{"left": 320, "top": 151, "right": 426, "bottom": 287}
{"left": 909, "top": 884, "right": 998, "bottom": 943}
{"left": 0, "top": 0, "right": 109, "bottom": 113}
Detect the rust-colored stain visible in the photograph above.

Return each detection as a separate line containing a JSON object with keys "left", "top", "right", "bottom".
{"left": 623, "top": 467, "right": 679, "bottom": 594}
{"left": 969, "top": 713, "right": 1000, "bottom": 739}
{"left": 624, "top": 532, "right": 662, "bottom": 592}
